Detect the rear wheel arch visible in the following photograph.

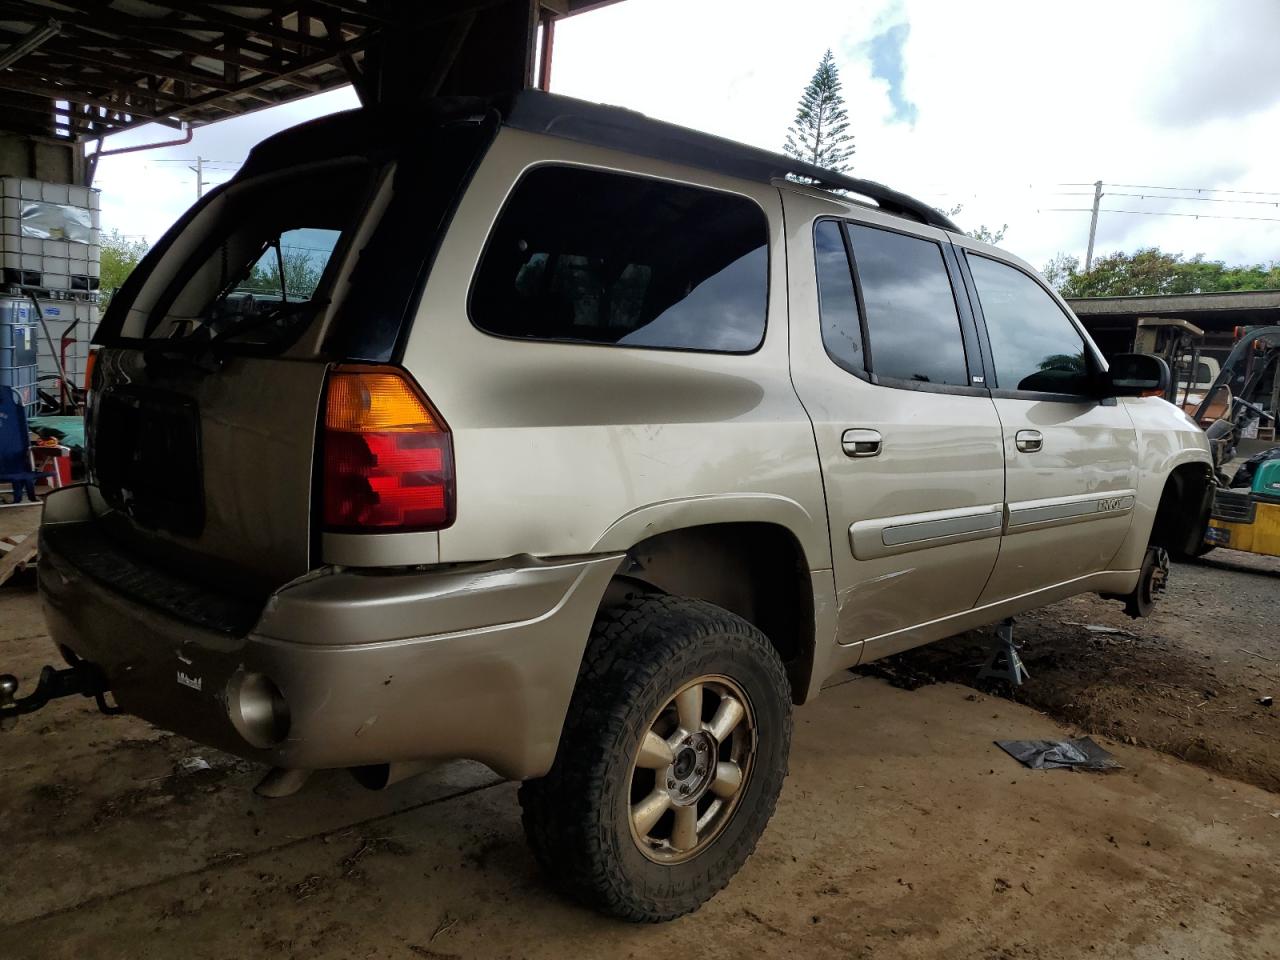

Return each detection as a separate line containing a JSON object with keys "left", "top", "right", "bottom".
{"left": 598, "top": 522, "right": 816, "bottom": 705}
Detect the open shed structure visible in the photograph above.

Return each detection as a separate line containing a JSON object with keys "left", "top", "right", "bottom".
{"left": 1071, "top": 290, "right": 1280, "bottom": 363}
{"left": 0, "top": 0, "right": 621, "bottom": 183}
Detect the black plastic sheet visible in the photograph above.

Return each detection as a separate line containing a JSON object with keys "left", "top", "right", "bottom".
{"left": 995, "top": 737, "right": 1121, "bottom": 771}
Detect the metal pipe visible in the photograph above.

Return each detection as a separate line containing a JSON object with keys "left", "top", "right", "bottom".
{"left": 26, "top": 294, "right": 70, "bottom": 414}
{"left": 0, "top": 19, "right": 61, "bottom": 71}
{"left": 84, "top": 124, "right": 193, "bottom": 186}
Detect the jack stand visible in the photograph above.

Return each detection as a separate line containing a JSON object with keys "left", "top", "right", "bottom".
{"left": 976, "top": 618, "right": 1030, "bottom": 687}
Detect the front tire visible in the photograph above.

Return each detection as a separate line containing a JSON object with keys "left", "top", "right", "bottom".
{"left": 519, "top": 594, "right": 792, "bottom": 921}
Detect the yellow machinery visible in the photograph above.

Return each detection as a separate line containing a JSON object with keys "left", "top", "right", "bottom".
{"left": 1206, "top": 457, "right": 1280, "bottom": 557}
{"left": 1197, "top": 326, "right": 1280, "bottom": 558}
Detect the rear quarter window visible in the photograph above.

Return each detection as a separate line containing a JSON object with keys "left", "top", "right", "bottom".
{"left": 470, "top": 166, "right": 769, "bottom": 353}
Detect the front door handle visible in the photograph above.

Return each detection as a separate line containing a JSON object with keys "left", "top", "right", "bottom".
{"left": 842, "top": 428, "right": 883, "bottom": 458}
{"left": 1015, "top": 429, "right": 1043, "bottom": 453}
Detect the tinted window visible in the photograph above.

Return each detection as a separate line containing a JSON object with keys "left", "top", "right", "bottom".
{"left": 846, "top": 224, "right": 969, "bottom": 386}
{"left": 814, "top": 220, "right": 863, "bottom": 372}
{"left": 471, "top": 166, "right": 768, "bottom": 352}
{"left": 967, "top": 254, "right": 1090, "bottom": 394}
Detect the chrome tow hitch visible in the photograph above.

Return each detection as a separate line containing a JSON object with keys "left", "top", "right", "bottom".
{"left": 0, "top": 663, "right": 120, "bottom": 730}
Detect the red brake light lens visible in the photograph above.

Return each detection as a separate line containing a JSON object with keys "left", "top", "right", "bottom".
{"left": 321, "top": 367, "right": 454, "bottom": 531}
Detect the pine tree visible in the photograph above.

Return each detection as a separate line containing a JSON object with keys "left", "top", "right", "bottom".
{"left": 784, "top": 50, "right": 854, "bottom": 173}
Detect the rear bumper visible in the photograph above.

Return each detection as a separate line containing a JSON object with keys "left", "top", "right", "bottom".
{"left": 38, "top": 485, "right": 623, "bottom": 779}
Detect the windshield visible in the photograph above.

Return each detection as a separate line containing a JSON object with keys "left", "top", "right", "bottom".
{"left": 139, "top": 162, "right": 373, "bottom": 350}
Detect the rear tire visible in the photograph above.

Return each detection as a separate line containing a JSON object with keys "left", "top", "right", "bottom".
{"left": 519, "top": 594, "right": 792, "bottom": 922}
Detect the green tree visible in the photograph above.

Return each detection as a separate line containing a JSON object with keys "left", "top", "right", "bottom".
{"left": 245, "top": 244, "right": 322, "bottom": 299}
{"left": 1042, "top": 247, "right": 1280, "bottom": 298}
{"left": 940, "top": 203, "right": 1008, "bottom": 245}
{"left": 784, "top": 49, "right": 854, "bottom": 173}
{"left": 969, "top": 223, "right": 1009, "bottom": 245}
{"left": 98, "top": 229, "right": 149, "bottom": 307}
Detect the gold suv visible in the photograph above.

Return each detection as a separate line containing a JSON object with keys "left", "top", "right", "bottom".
{"left": 32, "top": 91, "right": 1212, "bottom": 920}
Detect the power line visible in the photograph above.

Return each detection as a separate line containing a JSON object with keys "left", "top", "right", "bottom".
{"left": 1047, "top": 206, "right": 1280, "bottom": 223}
{"left": 1058, "top": 181, "right": 1280, "bottom": 197}
{"left": 1052, "top": 190, "right": 1280, "bottom": 207}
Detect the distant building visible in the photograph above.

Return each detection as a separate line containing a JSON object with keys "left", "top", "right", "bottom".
{"left": 1070, "top": 289, "right": 1280, "bottom": 363}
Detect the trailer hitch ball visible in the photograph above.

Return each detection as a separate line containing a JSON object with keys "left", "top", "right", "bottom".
{"left": 0, "top": 664, "right": 118, "bottom": 728}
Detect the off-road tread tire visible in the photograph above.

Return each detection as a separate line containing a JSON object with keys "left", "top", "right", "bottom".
{"left": 518, "top": 593, "right": 792, "bottom": 922}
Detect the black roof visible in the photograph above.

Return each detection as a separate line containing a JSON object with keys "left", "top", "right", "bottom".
{"left": 501, "top": 91, "right": 960, "bottom": 232}
{"left": 241, "top": 89, "right": 958, "bottom": 232}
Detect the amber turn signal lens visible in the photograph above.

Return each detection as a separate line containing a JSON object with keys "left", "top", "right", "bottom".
{"left": 321, "top": 367, "right": 454, "bottom": 532}
{"left": 324, "top": 370, "right": 439, "bottom": 433}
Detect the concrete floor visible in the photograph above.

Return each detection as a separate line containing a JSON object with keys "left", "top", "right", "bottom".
{"left": 2, "top": 580, "right": 1278, "bottom": 959}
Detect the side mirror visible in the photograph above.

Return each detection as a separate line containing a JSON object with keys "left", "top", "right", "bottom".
{"left": 1103, "top": 353, "right": 1171, "bottom": 398}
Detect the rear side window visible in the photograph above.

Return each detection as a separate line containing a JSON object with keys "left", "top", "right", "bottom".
{"left": 966, "top": 254, "right": 1090, "bottom": 394}
{"left": 813, "top": 220, "right": 863, "bottom": 372}
{"left": 471, "top": 166, "right": 768, "bottom": 353}
{"left": 845, "top": 224, "right": 969, "bottom": 386}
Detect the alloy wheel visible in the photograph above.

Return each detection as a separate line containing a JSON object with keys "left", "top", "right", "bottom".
{"left": 627, "top": 675, "right": 756, "bottom": 864}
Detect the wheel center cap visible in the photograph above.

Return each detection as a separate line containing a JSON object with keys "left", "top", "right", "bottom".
{"left": 673, "top": 748, "right": 697, "bottom": 779}
{"left": 667, "top": 732, "right": 716, "bottom": 805}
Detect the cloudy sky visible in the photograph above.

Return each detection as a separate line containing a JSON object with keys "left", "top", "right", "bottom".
{"left": 93, "top": 0, "right": 1280, "bottom": 274}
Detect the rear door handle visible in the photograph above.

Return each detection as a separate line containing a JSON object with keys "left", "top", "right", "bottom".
{"left": 842, "top": 428, "right": 883, "bottom": 458}
{"left": 1015, "top": 429, "right": 1043, "bottom": 453}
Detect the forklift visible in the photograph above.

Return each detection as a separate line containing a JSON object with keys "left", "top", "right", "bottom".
{"left": 1195, "top": 326, "right": 1280, "bottom": 558}
{"left": 1132, "top": 317, "right": 1207, "bottom": 408}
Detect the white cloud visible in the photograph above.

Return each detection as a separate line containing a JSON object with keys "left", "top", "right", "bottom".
{"left": 94, "top": 1, "right": 1279, "bottom": 274}
{"left": 92, "top": 88, "right": 360, "bottom": 244}
{"left": 554, "top": 0, "right": 1280, "bottom": 271}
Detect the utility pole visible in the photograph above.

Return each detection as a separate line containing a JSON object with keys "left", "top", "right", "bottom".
{"left": 188, "top": 156, "right": 204, "bottom": 199}
{"left": 1084, "top": 179, "right": 1103, "bottom": 272}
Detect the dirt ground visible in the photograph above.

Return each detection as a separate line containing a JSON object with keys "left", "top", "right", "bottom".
{"left": 2, "top": 552, "right": 1279, "bottom": 959}
{"left": 864, "top": 548, "right": 1280, "bottom": 793}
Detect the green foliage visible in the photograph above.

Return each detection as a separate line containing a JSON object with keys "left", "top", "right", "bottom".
{"left": 98, "top": 229, "right": 149, "bottom": 307}
{"left": 1042, "top": 248, "right": 1280, "bottom": 298}
{"left": 244, "top": 244, "right": 322, "bottom": 299}
{"left": 939, "top": 203, "right": 1007, "bottom": 245}
{"left": 784, "top": 49, "right": 854, "bottom": 173}
{"left": 969, "top": 223, "right": 1009, "bottom": 245}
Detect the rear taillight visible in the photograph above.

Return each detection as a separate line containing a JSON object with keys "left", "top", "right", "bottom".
{"left": 321, "top": 367, "right": 454, "bottom": 532}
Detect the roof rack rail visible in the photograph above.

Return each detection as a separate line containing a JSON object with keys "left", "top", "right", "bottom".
{"left": 500, "top": 90, "right": 961, "bottom": 233}
{"left": 774, "top": 163, "right": 960, "bottom": 232}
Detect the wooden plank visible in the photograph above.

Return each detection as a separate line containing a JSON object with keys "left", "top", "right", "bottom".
{"left": 0, "top": 502, "right": 41, "bottom": 541}
{"left": 0, "top": 510, "right": 39, "bottom": 586}
{"left": 0, "top": 539, "right": 37, "bottom": 585}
